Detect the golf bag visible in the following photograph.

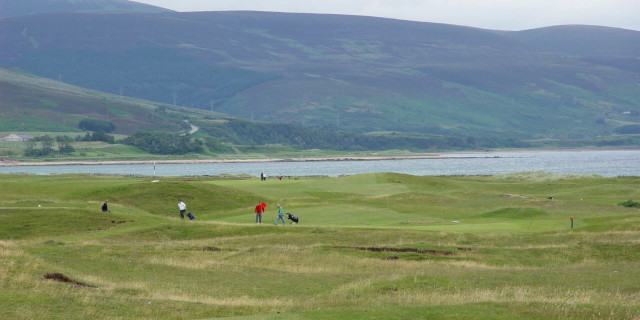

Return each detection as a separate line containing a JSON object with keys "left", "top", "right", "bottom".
{"left": 187, "top": 212, "right": 195, "bottom": 220}
{"left": 286, "top": 212, "right": 299, "bottom": 224}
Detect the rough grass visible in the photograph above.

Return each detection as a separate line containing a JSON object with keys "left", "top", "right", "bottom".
{"left": 1, "top": 173, "right": 640, "bottom": 319}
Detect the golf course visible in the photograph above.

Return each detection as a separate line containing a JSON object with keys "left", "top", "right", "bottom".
{"left": 1, "top": 171, "right": 639, "bottom": 319}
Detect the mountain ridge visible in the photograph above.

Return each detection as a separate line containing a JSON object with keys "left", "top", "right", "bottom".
{"left": 0, "top": 0, "right": 171, "bottom": 18}
{"left": 1, "top": 6, "right": 639, "bottom": 141}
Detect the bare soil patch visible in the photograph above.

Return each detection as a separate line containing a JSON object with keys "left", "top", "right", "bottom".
{"left": 348, "top": 246, "right": 455, "bottom": 256}
{"left": 43, "top": 273, "right": 95, "bottom": 287}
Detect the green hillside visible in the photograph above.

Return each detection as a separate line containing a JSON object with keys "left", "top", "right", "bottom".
{"left": 1, "top": 10, "right": 639, "bottom": 140}
{"left": 0, "top": 68, "right": 185, "bottom": 133}
{"left": 2, "top": 67, "right": 535, "bottom": 162}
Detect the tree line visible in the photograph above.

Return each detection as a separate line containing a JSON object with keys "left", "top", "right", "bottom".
{"left": 24, "top": 116, "right": 532, "bottom": 158}
{"left": 120, "top": 131, "right": 204, "bottom": 155}
{"left": 25, "top": 135, "right": 75, "bottom": 157}
{"left": 198, "top": 119, "right": 530, "bottom": 151}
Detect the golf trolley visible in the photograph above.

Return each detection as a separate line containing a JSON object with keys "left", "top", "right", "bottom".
{"left": 286, "top": 212, "right": 299, "bottom": 224}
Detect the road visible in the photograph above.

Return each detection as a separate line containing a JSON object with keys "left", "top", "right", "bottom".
{"left": 184, "top": 120, "right": 199, "bottom": 135}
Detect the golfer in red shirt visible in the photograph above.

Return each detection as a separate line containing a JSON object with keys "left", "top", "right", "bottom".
{"left": 255, "top": 202, "right": 265, "bottom": 224}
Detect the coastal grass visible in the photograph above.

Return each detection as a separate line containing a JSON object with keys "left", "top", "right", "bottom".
{"left": 1, "top": 172, "right": 640, "bottom": 319}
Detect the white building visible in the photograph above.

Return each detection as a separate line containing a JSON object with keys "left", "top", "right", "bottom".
{"left": 0, "top": 134, "right": 34, "bottom": 142}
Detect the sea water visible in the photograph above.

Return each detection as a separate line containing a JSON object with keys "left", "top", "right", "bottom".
{"left": 1, "top": 150, "right": 638, "bottom": 177}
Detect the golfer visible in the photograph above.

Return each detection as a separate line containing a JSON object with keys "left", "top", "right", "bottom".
{"left": 101, "top": 200, "right": 110, "bottom": 213}
{"left": 255, "top": 201, "right": 264, "bottom": 224}
{"left": 178, "top": 200, "right": 187, "bottom": 219}
{"left": 275, "top": 204, "right": 285, "bottom": 225}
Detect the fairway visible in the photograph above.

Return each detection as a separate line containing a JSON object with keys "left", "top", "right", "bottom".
{"left": 1, "top": 172, "right": 640, "bottom": 319}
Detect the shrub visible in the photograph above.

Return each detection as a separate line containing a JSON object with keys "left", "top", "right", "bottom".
{"left": 78, "top": 118, "right": 115, "bottom": 133}
{"left": 613, "top": 125, "right": 640, "bottom": 135}
{"left": 77, "top": 131, "right": 115, "bottom": 143}
{"left": 120, "top": 131, "right": 204, "bottom": 154}
{"left": 618, "top": 200, "right": 640, "bottom": 208}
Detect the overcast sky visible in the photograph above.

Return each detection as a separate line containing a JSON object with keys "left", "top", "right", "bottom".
{"left": 134, "top": 0, "right": 640, "bottom": 31}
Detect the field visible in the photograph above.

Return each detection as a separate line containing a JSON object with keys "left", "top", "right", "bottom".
{"left": 1, "top": 172, "right": 640, "bottom": 319}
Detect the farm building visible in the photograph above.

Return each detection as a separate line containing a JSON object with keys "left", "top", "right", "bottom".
{"left": 0, "top": 134, "right": 34, "bottom": 142}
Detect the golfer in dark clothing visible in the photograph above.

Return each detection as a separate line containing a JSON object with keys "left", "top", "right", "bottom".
{"left": 101, "top": 200, "right": 110, "bottom": 213}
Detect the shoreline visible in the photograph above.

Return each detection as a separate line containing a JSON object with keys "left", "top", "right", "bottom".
{"left": 0, "top": 155, "right": 445, "bottom": 167}
{"left": 1, "top": 148, "right": 634, "bottom": 167}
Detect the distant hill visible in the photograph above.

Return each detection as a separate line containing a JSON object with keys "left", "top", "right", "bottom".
{"left": 0, "top": 67, "right": 183, "bottom": 133}
{"left": 0, "top": 10, "right": 639, "bottom": 140}
{"left": 0, "top": 0, "right": 171, "bottom": 18}
{"left": 0, "top": 67, "right": 531, "bottom": 152}
{"left": 502, "top": 25, "right": 640, "bottom": 57}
